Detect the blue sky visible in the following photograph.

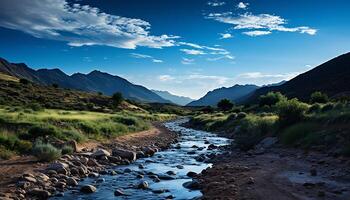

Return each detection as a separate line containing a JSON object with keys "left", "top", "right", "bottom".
{"left": 0, "top": 0, "right": 349, "bottom": 99}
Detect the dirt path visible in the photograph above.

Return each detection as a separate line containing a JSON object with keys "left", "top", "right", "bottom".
{"left": 198, "top": 148, "right": 350, "bottom": 200}
{"left": 0, "top": 123, "right": 176, "bottom": 194}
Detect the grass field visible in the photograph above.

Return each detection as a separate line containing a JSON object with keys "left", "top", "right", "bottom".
{"left": 0, "top": 106, "right": 176, "bottom": 159}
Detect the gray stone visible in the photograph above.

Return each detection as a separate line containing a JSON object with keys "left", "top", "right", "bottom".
{"left": 91, "top": 149, "right": 110, "bottom": 158}
{"left": 66, "top": 177, "right": 78, "bottom": 186}
{"left": 112, "top": 148, "right": 136, "bottom": 161}
{"left": 137, "top": 181, "right": 149, "bottom": 189}
{"left": 183, "top": 180, "right": 201, "bottom": 190}
{"left": 28, "top": 188, "right": 51, "bottom": 199}
{"left": 80, "top": 185, "right": 97, "bottom": 193}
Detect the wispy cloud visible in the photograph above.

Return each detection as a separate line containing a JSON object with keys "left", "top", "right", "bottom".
{"left": 206, "top": 12, "right": 317, "bottom": 36}
{"left": 180, "top": 49, "right": 206, "bottom": 55}
{"left": 219, "top": 33, "right": 233, "bottom": 39}
{"left": 181, "top": 58, "right": 195, "bottom": 65}
{"left": 0, "top": 0, "right": 179, "bottom": 49}
{"left": 237, "top": 2, "right": 249, "bottom": 9}
{"left": 243, "top": 30, "right": 272, "bottom": 36}
{"left": 207, "top": 1, "right": 226, "bottom": 7}
{"left": 130, "top": 53, "right": 163, "bottom": 63}
{"left": 207, "top": 55, "right": 235, "bottom": 61}
{"left": 158, "top": 75, "right": 175, "bottom": 81}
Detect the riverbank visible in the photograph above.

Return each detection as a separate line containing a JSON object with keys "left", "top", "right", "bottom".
{"left": 0, "top": 123, "right": 178, "bottom": 199}
{"left": 197, "top": 146, "right": 350, "bottom": 200}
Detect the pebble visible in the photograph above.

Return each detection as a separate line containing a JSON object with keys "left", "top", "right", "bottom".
{"left": 80, "top": 185, "right": 97, "bottom": 193}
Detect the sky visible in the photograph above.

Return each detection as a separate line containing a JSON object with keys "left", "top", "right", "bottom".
{"left": 0, "top": 0, "right": 349, "bottom": 99}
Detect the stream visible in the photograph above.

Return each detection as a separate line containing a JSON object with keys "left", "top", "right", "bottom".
{"left": 52, "top": 119, "right": 231, "bottom": 200}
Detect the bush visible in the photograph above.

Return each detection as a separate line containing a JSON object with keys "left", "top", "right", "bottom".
{"left": 32, "top": 142, "right": 61, "bottom": 162}
{"left": 16, "top": 140, "right": 33, "bottom": 153}
{"left": 310, "top": 91, "right": 328, "bottom": 104}
{"left": 259, "top": 92, "right": 287, "bottom": 107}
{"left": 112, "top": 92, "right": 123, "bottom": 107}
{"left": 27, "top": 125, "right": 59, "bottom": 139}
{"left": 61, "top": 145, "right": 74, "bottom": 155}
{"left": 217, "top": 99, "right": 234, "bottom": 111}
{"left": 201, "top": 106, "right": 214, "bottom": 113}
{"left": 52, "top": 83, "right": 59, "bottom": 88}
{"left": 276, "top": 98, "right": 308, "bottom": 127}
{"left": 236, "top": 112, "right": 247, "bottom": 119}
{"left": 280, "top": 123, "right": 318, "bottom": 146}
{"left": 0, "top": 146, "right": 14, "bottom": 159}
{"left": 321, "top": 103, "right": 334, "bottom": 112}
{"left": 308, "top": 103, "right": 321, "bottom": 113}
{"left": 62, "top": 130, "right": 85, "bottom": 143}
{"left": 28, "top": 103, "right": 44, "bottom": 111}
{"left": 112, "top": 116, "right": 137, "bottom": 126}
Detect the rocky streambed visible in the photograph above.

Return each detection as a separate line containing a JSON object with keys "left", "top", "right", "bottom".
{"left": 9, "top": 119, "right": 230, "bottom": 200}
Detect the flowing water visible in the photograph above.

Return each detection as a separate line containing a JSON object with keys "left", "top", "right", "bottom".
{"left": 53, "top": 119, "right": 231, "bottom": 200}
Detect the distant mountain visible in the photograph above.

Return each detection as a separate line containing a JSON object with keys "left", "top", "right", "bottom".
{"left": 0, "top": 57, "right": 170, "bottom": 103}
{"left": 187, "top": 84, "right": 259, "bottom": 106}
{"left": 152, "top": 90, "right": 194, "bottom": 106}
{"left": 245, "top": 52, "right": 350, "bottom": 103}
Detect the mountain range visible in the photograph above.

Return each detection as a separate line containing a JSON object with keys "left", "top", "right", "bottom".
{"left": 187, "top": 84, "right": 259, "bottom": 106}
{"left": 152, "top": 90, "right": 194, "bottom": 106}
{"left": 244, "top": 52, "right": 350, "bottom": 103}
{"left": 0, "top": 57, "right": 170, "bottom": 103}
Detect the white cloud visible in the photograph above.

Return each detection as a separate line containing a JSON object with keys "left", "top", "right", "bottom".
{"left": 130, "top": 53, "right": 163, "bottom": 63}
{"left": 181, "top": 58, "right": 195, "bottom": 65}
{"left": 206, "top": 12, "right": 317, "bottom": 36}
{"left": 219, "top": 33, "right": 233, "bottom": 39}
{"left": 0, "top": 0, "right": 179, "bottom": 49}
{"left": 207, "top": 1, "right": 226, "bottom": 7}
{"left": 207, "top": 55, "right": 235, "bottom": 61}
{"left": 158, "top": 75, "right": 175, "bottom": 81}
{"left": 237, "top": 72, "right": 299, "bottom": 80}
{"left": 180, "top": 49, "right": 206, "bottom": 55}
{"left": 237, "top": 2, "right": 249, "bottom": 9}
{"left": 243, "top": 30, "right": 272, "bottom": 36}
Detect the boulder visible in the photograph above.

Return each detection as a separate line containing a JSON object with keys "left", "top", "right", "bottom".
{"left": 114, "top": 189, "right": 126, "bottom": 196}
{"left": 137, "top": 181, "right": 149, "bottom": 189}
{"left": 91, "top": 149, "right": 110, "bottom": 158}
{"left": 183, "top": 180, "right": 201, "bottom": 190}
{"left": 141, "top": 147, "right": 156, "bottom": 156}
{"left": 28, "top": 188, "right": 51, "bottom": 199}
{"left": 112, "top": 148, "right": 136, "bottom": 161}
{"left": 66, "top": 177, "right": 78, "bottom": 186}
{"left": 47, "top": 162, "right": 69, "bottom": 171}
{"left": 80, "top": 185, "right": 97, "bottom": 193}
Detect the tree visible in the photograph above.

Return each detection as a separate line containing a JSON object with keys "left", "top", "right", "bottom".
{"left": 52, "top": 83, "right": 59, "bottom": 88}
{"left": 217, "top": 99, "right": 234, "bottom": 111}
{"left": 112, "top": 92, "right": 123, "bottom": 107}
{"left": 310, "top": 91, "right": 328, "bottom": 104}
{"left": 259, "top": 92, "right": 287, "bottom": 107}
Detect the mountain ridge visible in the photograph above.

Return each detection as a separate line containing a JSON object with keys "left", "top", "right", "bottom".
{"left": 151, "top": 90, "right": 195, "bottom": 106}
{"left": 0, "top": 57, "right": 171, "bottom": 103}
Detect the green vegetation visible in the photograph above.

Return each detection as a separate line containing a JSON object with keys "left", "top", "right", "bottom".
{"left": 217, "top": 99, "right": 234, "bottom": 111}
{"left": 310, "top": 91, "right": 329, "bottom": 104}
{"left": 32, "top": 141, "right": 61, "bottom": 162}
{"left": 0, "top": 107, "right": 175, "bottom": 160}
{"left": 189, "top": 91, "right": 350, "bottom": 156}
{"left": 112, "top": 92, "right": 124, "bottom": 107}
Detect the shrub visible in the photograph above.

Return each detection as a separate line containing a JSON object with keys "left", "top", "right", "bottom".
{"left": 32, "top": 142, "right": 61, "bottom": 162}
{"left": 201, "top": 106, "right": 214, "bottom": 113}
{"left": 28, "top": 103, "right": 44, "bottom": 111}
{"left": 236, "top": 112, "right": 247, "bottom": 119}
{"left": 321, "top": 103, "right": 334, "bottom": 112}
{"left": 62, "top": 130, "right": 85, "bottom": 143}
{"left": 310, "top": 91, "right": 328, "bottom": 104}
{"left": 27, "top": 125, "right": 59, "bottom": 140}
{"left": 61, "top": 145, "right": 74, "bottom": 155}
{"left": 0, "top": 146, "right": 14, "bottom": 159}
{"left": 217, "top": 99, "right": 234, "bottom": 111}
{"left": 112, "top": 116, "right": 137, "bottom": 126}
{"left": 52, "top": 83, "right": 59, "bottom": 88}
{"left": 16, "top": 140, "right": 33, "bottom": 153}
{"left": 259, "top": 92, "right": 287, "bottom": 107}
{"left": 276, "top": 98, "right": 308, "bottom": 127}
{"left": 0, "top": 133, "right": 18, "bottom": 150}
{"left": 112, "top": 92, "right": 123, "bottom": 107}
{"left": 308, "top": 103, "right": 321, "bottom": 113}
{"left": 280, "top": 123, "right": 318, "bottom": 146}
